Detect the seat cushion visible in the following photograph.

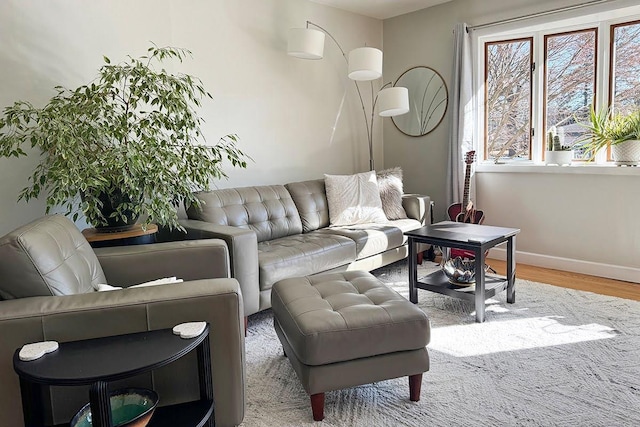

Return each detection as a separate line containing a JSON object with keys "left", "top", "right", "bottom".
{"left": 318, "top": 218, "right": 422, "bottom": 260}
{"left": 0, "top": 215, "right": 106, "bottom": 299}
{"left": 271, "top": 271, "right": 430, "bottom": 366}
{"left": 257, "top": 232, "right": 356, "bottom": 292}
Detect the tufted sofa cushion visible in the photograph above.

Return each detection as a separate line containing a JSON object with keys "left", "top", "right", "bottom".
{"left": 0, "top": 215, "right": 106, "bottom": 299}
{"left": 188, "top": 185, "right": 303, "bottom": 243}
{"left": 285, "top": 179, "right": 330, "bottom": 233}
{"left": 271, "top": 271, "right": 430, "bottom": 366}
{"left": 257, "top": 232, "right": 355, "bottom": 291}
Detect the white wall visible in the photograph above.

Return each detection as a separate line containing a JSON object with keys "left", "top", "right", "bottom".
{"left": 0, "top": 0, "right": 382, "bottom": 234}
{"left": 383, "top": 0, "right": 640, "bottom": 283}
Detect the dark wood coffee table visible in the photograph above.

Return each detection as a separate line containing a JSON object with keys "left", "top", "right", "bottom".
{"left": 405, "top": 221, "right": 520, "bottom": 322}
{"left": 13, "top": 326, "right": 214, "bottom": 427}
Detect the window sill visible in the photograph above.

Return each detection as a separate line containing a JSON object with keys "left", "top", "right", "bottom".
{"left": 476, "top": 162, "right": 640, "bottom": 176}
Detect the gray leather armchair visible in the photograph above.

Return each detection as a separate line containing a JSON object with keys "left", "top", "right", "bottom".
{"left": 0, "top": 215, "right": 245, "bottom": 427}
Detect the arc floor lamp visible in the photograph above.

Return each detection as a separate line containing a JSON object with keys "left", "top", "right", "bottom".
{"left": 287, "top": 21, "right": 409, "bottom": 171}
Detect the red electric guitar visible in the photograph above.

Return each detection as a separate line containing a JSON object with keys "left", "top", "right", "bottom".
{"left": 447, "top": 151, "right": 485, "bottom": 225}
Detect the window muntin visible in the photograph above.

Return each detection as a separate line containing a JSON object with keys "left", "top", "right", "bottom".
{"left": 485, "top": 38, "right": 532, "bottom": 161}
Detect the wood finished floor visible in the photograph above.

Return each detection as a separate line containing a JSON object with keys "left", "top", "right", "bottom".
{"left": 486, "top": 258, "right": 640, "bottom": 301}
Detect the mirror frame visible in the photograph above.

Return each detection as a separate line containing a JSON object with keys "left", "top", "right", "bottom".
{"left": 391, "top": 66, "right": 448, "bottom": 137}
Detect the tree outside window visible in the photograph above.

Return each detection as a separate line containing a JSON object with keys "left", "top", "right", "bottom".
{"left": 481, "top": 18, "right": 640, "bottom": 164}
{"left": 485, "top": 38, "right": 532, "bottom": 161}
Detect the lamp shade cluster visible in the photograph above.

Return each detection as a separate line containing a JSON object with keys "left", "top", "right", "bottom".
{"left": 287, "top": 27, "right": 408, "bottom": 117}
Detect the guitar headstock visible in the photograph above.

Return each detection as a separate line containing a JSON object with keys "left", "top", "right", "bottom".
{"left": 464, "top": 150, "right": 476, "bottom": 165}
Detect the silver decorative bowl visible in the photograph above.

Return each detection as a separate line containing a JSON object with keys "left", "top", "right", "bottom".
{"left": 442, "top": 256, "right": 476, "bottom": 285}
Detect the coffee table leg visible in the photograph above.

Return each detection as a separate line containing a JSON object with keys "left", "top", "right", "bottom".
{"left": 475, "top": 248, "right": 485, "bottom": 323}
{"left": 408, "top": 238, "right": 418, "bottom": 303}
{"left": 507, "top": 236, "right": 516, "bottom": 304}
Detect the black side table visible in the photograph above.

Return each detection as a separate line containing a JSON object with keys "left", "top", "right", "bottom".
{"left": 405, "top": 221, "right": 520, "bottom": 322}
{"left": 13, "top": 326, "right": 214, "bottom": 427}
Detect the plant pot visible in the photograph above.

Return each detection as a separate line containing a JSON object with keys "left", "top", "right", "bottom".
{"left": 611, "top": 139, "right": 640, "bottom": 166}
{"left": 544, "top": 150, "right": 573, "bottom": 166}
{"left": 80, "top": 189, "right": 141, "bottom": 232}
{"left": 95, "top": 190, "right": 140, "bottom": 232}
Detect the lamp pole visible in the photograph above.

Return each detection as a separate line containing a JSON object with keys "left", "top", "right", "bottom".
{"left": 305, "top": 21, "right": 378, "bottom": 171}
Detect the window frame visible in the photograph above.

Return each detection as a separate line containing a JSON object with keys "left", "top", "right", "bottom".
{"left": 473, "top": 6, "right": 640, "bottom": 166}
{"left": 543, "top": 27, "right": 598, "bottom": 163}
{"left": 484, "top": 37, "right": 533, "bottom": 162}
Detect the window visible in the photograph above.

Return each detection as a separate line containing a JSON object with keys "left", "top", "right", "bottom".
{"left": 485, "top": 39, "right": 532, "bottom": 161}
{"left": 610, "top": 20, "right": 640, "bottom": 114}
{"left": 477, "top": 9, "right": 640, "bottom": 165}
{"left": 544, "top": 29, "right": 596, "bottom": 161}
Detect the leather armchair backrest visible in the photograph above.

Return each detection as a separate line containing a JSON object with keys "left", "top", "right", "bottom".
{"left": 285, "top": 179, "right": 330, "bottom": 233}
{"left": 187, "top": 185, "right": 303, "bottom": 243}
{"left": 0, "top": 215, "right": 106, "bottom": 299}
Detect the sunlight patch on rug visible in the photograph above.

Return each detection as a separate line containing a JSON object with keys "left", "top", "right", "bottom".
{"left": 430, "top": 315, "right": 618, "bottom": 357}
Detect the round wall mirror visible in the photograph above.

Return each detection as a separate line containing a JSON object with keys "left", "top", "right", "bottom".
{"left": 392, "top": 66, "right": 448, "bottom": 137}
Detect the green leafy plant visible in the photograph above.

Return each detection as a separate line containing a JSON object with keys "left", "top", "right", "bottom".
{"left": 0, "top": 45, "right": 249, "bottom": 230}
{"left": 576, "top": 105, "right": 640, "bottom": 154}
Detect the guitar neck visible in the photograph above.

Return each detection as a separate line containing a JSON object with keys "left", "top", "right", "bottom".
{"left": 461, "top": 163, "right": 471, "bottom": 208}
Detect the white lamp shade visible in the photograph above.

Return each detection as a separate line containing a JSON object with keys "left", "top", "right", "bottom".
{"left": 348, "top": 47, "right": 382, "bottom": 81}
{"left": 287, "top": 28, "right": 325, "bottom": 60}
{"left": 377, "top": 87, "right": 410, "bottom": 117}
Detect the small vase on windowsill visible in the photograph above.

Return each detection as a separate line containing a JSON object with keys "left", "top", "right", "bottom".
{"left": 544, "top": 150, "right": 573, "bottom": 166}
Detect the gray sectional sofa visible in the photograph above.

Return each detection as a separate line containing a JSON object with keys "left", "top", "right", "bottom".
{"left": 160, "top": 178, "right": 431, "bottom": 317}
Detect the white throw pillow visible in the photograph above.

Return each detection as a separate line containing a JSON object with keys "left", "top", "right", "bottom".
{"left": 324, "top": 171, "right": 389, "bottom": 226}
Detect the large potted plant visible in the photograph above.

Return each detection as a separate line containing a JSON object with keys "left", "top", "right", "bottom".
{"left": 0, "top": 45, "right": 248, "bottom": 230}
{"left": 577, "top": 105, "right": 640, "bottom": 166}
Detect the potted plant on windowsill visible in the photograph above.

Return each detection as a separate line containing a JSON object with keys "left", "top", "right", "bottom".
{"left": 545, "top": 127, "right": 573, "bottom": 166}
{"left": 0, "top": 45, "right": 249, "bottom": 231}
{"left": 577, "top": 105, "right": 640, "bottom": 166}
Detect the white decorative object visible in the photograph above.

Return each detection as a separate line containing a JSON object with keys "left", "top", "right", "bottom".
{"left": 131, "top": 277, "right": 183, "bottom": 288}
{"left": 611, "top": 139, "right": 640, "bottom": 166}
{"left": 173, "top": 322, "right": 207, "bottom": 339}
{"left": 287, "top": 28, "right": 325, "bottom": 60}
{"left": 19, "top": 341, "right": 59, "bottom": 361}
{"left": 324, "top": 171, "right": 388, "bottom": 226}
{"left": 94, "top": 277, "right": 183, "bottom": 292}
{"left": 94, "top": 283, "right": 123, "bottom": 291}
{"left": 545, "top": 150, "right": 573, "bottom": 166}
{"left": 347, "top": 47, "right": 383, "bottom": 81}
{"left": 377, "top": 87, "right": 410, "bottom": 117}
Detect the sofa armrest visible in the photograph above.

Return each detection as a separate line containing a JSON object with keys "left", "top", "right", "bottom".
{"left": 402, "top": 194, "right": 432, "bottom": 226}
{"left": 0, "top": 279, "right": 245, "bottom": 427}
{"left": 94, "top": 240, "right": 231, "bottom": 286}
{"left": 158, "top": 219, "right": 260, "bottom": 317}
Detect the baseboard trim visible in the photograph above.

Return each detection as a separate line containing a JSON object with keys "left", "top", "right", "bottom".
{"left": 489, "top": 248, "right": 640, "bottom": 284}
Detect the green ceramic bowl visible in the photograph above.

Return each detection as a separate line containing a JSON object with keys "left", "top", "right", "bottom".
{"left": 70, "top": 388, "right": 158, "bottom": 427}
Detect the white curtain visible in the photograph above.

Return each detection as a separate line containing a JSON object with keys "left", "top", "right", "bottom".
{"left": 446, "top": 23, "right": 475, "bottom": 211}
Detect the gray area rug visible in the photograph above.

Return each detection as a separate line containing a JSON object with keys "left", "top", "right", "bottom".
{"left": 241, "top": 260, "right": 640, "bottom": 426}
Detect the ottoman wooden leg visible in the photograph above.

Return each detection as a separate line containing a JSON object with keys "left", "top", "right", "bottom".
{"left": 409, "top": 374, "right": 422, "bottom": 402}
{"left": 310, "top": 393, "right": 325, "bottom": 421}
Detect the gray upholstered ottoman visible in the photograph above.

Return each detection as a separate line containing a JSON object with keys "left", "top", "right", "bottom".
{"left": 271, "top": 271, "right": 430, "bottom": 421}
